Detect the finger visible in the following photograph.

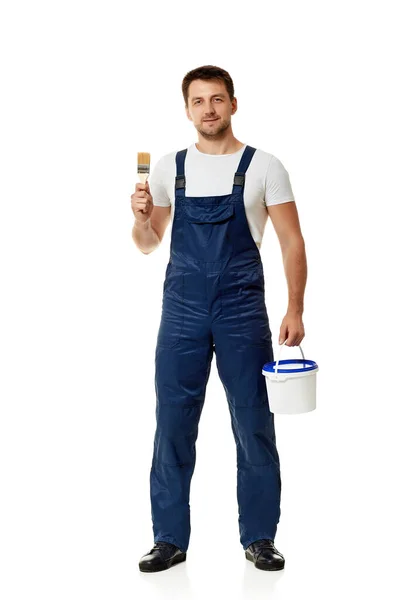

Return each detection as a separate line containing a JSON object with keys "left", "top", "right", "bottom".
{"left": 137, "top": 200, "right": 150, "bottom": 209}
{"left": 278, "top": 327, "right": 287, "bottom": 344}
{"left": 138, "top": 191, "right": 152, "bottom": 200}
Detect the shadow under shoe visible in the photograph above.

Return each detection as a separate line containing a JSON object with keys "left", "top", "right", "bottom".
{"left": 139, "top": 541, "right": 187, "bottom": 573}
{"left": 245, "top": 539, "right": 285, "bottom": 571}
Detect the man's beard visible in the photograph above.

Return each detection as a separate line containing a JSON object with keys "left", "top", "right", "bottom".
{"left": 195, "top": 118, "right": 230, "bottom": 140}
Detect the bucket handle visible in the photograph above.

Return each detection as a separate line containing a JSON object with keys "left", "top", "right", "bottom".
{"left": 274, "top": 340, "right": 306, "bottom": 377}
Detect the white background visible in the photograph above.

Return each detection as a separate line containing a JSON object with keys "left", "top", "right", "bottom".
{"left": 1, "top": 0, "right": 399, "bottom": 598}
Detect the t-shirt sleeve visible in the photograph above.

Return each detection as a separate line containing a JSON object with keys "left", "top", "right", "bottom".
{"left": 264, "top": 155, "right": 295, "bottom": 206}
{"left": 148, "top": 156, "right": 171, "bottom": 207}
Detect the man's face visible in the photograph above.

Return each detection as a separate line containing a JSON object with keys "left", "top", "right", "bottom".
{"left": 185, "top": 79, "right": 237, "bottom": 139}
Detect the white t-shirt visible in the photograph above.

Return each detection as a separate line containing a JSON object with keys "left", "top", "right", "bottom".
{"left": 148, "top": 143, "right": 295, "bottom": 249}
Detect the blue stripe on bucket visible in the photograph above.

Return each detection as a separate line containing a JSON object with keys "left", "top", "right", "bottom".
{"left": 262, "top": 358, "right": 318, "bottom": 374}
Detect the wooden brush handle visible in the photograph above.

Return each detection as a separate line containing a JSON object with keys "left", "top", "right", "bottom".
{"left": 138, "top": 173, "right": 149, "bottom": 184}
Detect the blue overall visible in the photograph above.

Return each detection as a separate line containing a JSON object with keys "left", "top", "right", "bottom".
{"left": 150, "top": 145, "right": 281, "bottom": 552}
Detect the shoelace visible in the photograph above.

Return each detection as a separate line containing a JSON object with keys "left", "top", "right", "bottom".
{"left": 252, "top": 539, "right": 282, "bottom": 559}
{"left": 152, "top": 541, "right": 176, "bottom": 559}
{"left": 253, "top": 539, "right": 274, "bottom": 549}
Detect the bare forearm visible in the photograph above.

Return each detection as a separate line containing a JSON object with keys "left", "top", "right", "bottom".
{"left": 132, "top": 219, "right": 160, "bottom": 254}
{"left": 282, "top": 238, "right": 307, "bottom": 315}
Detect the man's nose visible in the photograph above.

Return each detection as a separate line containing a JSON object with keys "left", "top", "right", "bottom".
{"left": 204, "top": 102, "right": 216, "bottom": 115}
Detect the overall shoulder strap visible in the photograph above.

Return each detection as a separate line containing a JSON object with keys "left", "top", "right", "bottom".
{"left": 175, "top": 149, "right": 187, "bottom": 198}
{"left": 232, "top": 146, "right": 257, "bottom": 194}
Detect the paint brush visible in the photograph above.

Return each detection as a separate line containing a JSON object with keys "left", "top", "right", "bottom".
{"left": 137, "top": 152, "right": 151, "bottom": 213}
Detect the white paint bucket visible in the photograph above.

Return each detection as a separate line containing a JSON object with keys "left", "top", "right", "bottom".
{"left": 262, "top": 341, "right": 319, "bottom": 414}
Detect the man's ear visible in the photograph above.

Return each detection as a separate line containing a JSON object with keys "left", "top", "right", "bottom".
{"left": 231, "top": 97, "right": 238, "bottom": 115}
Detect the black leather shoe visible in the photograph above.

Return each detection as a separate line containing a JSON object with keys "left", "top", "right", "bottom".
{"left": 139, "top": 541, "right": 186, "bottom": 573}
{"left": 245, "top": 539, "right": 285, "bottom": 571}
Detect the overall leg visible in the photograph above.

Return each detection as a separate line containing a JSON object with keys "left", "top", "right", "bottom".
{"left": 213, "top": 332, "right": 281, "bottom": 550}
{"left": 150, "top": 335, "right": 214, "bottom": 552}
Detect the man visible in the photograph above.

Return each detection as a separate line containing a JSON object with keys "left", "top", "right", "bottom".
{"left": 131, "top": 65, "right": 307, "bottom": 573}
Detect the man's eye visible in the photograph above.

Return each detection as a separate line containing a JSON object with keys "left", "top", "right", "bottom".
{"left": 194, "top": 99, "right": 222, "bottom": 104}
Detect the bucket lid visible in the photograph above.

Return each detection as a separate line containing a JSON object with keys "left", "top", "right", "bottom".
{"left": 262, "top": 358, "right": 318, "bottom": 374}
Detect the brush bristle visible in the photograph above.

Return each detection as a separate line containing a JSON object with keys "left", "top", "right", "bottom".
{"left": 137, "top": 152, "right": 150, "bottom": 165}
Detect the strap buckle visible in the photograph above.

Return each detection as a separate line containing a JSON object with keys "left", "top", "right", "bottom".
{"left": 175, "top": 176, "right": 186, "bottom": 189}
{"left": 233, "top": 173, "right": 245, "bottom": 187}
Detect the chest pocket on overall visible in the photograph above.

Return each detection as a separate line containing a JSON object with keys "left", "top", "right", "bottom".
{"left": 184, "top": 204, "right": 235, "bottom": 249}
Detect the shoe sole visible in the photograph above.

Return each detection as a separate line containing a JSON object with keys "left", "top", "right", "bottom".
{"left": 245, "top": 550, "right": 285, "bottom": 571}
{"left": 139, "top": 552, "right": 187, "bottom": 573}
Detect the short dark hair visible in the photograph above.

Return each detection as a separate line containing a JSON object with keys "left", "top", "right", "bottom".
{"left": 182, "top": 65, "right": 235, "bottom": 107}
